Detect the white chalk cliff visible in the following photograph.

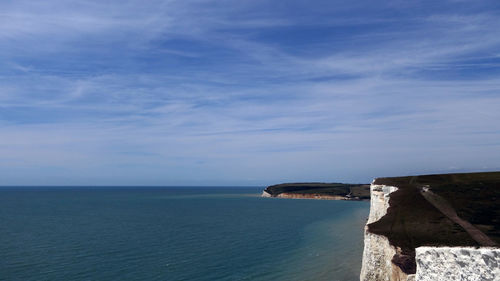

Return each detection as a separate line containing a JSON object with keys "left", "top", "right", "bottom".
{"left": 360, "top": 183, "right": 413, "bottom": 281}
{"left": 360, "top": 181, "right": 500, "bottom": 281}
{"left": 261, "top": 190, "right": 272, "bottom": 197}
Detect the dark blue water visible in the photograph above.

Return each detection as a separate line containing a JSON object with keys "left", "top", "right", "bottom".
{"left": 0, "top": 187, "right": 369, "bottom": 281}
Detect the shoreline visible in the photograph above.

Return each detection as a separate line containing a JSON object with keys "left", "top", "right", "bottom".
{"left": 262, "top": 191, "right": 370, "bottom": 201}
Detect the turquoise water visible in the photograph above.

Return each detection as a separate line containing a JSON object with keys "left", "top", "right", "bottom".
{"left": 0, "top": 187, "right": 369, "bottom": 281}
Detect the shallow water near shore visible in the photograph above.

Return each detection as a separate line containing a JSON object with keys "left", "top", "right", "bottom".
{"left": 0, "top": 187, "right": 369, "bottom": 281}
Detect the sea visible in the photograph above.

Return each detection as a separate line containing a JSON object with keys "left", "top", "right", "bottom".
{"left": 0, "top": 187, "right": 369, "bottom": 281}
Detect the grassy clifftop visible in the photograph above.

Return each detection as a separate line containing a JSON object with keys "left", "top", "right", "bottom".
{"left": 368, "top": 171, "right": 500, "bottom": 274}
{"left": 264, "top": 182, "right": 370, "bottom": 200}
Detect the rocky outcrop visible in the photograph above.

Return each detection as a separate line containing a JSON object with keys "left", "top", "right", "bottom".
{"left": 365, "top": 184, "right": 398, "bottom": 224}
{"left": 415, "top": 247, "right": 500, "bottom": 281}
{"left": 360, "top": 183, "right": 414, "bottom": 281}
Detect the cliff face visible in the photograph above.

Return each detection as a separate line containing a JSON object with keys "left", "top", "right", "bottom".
{"left": 270, "top": 192, "right": 347, "bottom": 200}
{"left": 360, "top": 183, "right": 414, "bottom": 281}
{"left": 262, "top": 190, "right": 272, "bottom": 197}
{"left": 360, "top": 172, "right": 500, "bottom": 281}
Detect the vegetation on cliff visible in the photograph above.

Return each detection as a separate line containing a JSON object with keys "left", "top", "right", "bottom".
{"left": 264, "top": 182, "right": 370, "bottom": 200}
{"left": 368, "top": 171, "right": 500, "bottom": 274}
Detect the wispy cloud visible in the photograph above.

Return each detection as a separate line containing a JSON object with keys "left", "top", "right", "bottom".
{"left": 1, "top": 0, "right": 499, "bottom": 185}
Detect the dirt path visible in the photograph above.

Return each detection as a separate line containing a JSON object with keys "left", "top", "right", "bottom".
{"left": 420, "top": 187, "right": 497, "bottom": 247}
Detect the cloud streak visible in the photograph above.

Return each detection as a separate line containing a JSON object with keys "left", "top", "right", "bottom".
{"left": 1, "top": 0, "right": 499, "bottom": 185}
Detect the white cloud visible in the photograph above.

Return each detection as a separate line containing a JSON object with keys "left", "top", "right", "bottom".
{"left": 1, "top": 0, "right": 500, "bottom": 185}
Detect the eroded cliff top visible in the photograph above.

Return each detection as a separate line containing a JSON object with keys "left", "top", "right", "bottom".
{"left": 264, "top": 182, "right": 370, "bottom": 199}
{"left": 369, "top": 171, "right": 500, "bottom": 274}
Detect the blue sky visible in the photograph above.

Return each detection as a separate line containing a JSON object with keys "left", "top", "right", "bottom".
{"left": 1, "top": 0, "right": 500, "bottom": 186}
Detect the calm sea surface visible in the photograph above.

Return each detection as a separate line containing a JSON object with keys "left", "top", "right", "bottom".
{"left": 0, "top": 187, "right": 369, "bottom": 281}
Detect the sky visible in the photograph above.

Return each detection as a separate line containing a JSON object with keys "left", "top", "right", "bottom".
{"left": 1, "top": 0, "right": 500, "bottom": 186}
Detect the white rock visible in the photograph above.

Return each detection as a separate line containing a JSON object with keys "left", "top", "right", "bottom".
{"left": 360, "top": 182, "right": 410, "bottom": 281}
{"left": 261, "top": 190, "right": 271, "bottom": 197}
{"left": 415, "top": 246, "right": 500, "bottom": 281}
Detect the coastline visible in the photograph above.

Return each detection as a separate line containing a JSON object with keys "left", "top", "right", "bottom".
{"left": 262, "top": 172, "right": 500, "bottom": 281}
{"left": 262, "top": 182, "right": 371, "bottom": 201}
{"left": 262, "top": 191, "right": 370, "bottom": 201}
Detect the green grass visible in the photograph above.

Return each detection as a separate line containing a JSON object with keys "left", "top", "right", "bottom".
{"left": 368, "top": 171, "right": 500, "bottom": 274}
{"left": 264, "top": 182, "right": 370, "bottom": 199}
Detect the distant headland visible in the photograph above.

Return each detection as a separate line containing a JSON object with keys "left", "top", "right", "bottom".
{"left": 262, "top": 182, "right": 370, "bottom": 200}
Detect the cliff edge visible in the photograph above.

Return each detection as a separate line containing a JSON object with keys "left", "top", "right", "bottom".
{"left": 262, "top": 182, "right": 370, "bottom": 200}
{"left": 360, "top": 171, "right": 500, "bottom": 281}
